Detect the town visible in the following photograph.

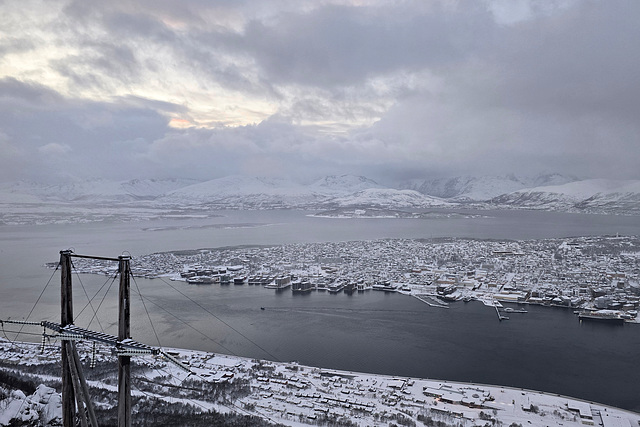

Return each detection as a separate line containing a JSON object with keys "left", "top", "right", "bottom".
{"left": 3, "top": 337, "right": 640, "bottom": 427}
{"left": 65, "top": 235, "right": 640, "bottom": 324}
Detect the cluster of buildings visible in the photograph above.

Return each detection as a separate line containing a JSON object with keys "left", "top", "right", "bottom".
{"left": 3, "top": 338, "right": 639, "bottom": 426}
{"left": 66, "top": 235, "right": 640, "bottom": 321}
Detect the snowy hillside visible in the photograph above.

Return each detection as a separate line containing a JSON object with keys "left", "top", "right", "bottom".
{"left": 0, "top": 385, "right": 61, "bottom": 426}
{"left": 324, "top": 188, "right": 452, "bottom": 209}
{"left": 159, "top": 175, "right": 321, "bottom": 208}
{"left": 0, "top": 178, "right": 200, "bottom": 203}
{"left": 401, "top": 174, "right": 577, "bottom": 201}
{"left": 307, "top": 174, "right": 383, "bottom": 195}
{"left": 137, "top": 175, "right": 452, "bottom": 209}
{"left": 0, "top": 174, "right": 638, "bottom": 215}
{"left": 491, "top": 179, "right": 640, "bottom": 213}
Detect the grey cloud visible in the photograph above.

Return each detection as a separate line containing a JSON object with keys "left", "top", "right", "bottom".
{"left": 348, "top": 0, "right": 640, "bottom": 182}
{"left": 240, "top": 3, "right": 495, "bottom": 88}
{"left": 0, "top": 37, "right": 36, "bottom": 56}
{"left": 0, "top": 78, "right": 170, "bottom": 182}
{"left": 64, "top": 0, "right": 249, "bottom": 29}
{"left": 81, "top": 8, "right": 270, "bottom": 96}
{"left": 119, "top": 95, "right": 188, "bottom": 114}
{"left": 0, "top": 77, "right": 65, "bottom": 106}
{"left": 0, "top": 78, "right": 345, "bottom": 183}
{"left": 49, "top": 36, "right": 144, "bottom": 92}
{"left": 482, "top": 0, "right": 640, "bottom": 120}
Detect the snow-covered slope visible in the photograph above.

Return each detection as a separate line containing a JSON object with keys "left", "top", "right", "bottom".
{"left": 159, "top": 175, "right": 320, "bottom": 208}
{"left": 1, "top": 175, "right": 638, "bottom": 214}
{"left": 308, "top": 175, "right": 383, "bottom": 195}
{"left": 160, "top": 177, "right": 451, "bottom": 209}
{"left": 0, "top": 178, "right": 200, "bottom": 203}
{"left": 401, "top": 174, "right": 577, "bottom": 201}
{"left": 491, "top": 179, "right": 640, "bottom": 213}
{"left": 120, "top": 178, "right": 202, "bottom": 199}
{"left": 324, "top": 188, "right": 452, "bottom": 209}
{"left": 0, "top": 385, "right": 61, "bottom": 426}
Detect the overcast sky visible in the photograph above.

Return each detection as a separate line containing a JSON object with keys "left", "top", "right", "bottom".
{"left": 1, "top": 0, "right": 638, "bottom": 184}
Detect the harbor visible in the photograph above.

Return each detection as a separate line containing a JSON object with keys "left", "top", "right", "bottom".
{"left": 60, "top": 234, "right": 640, "bottom": 325}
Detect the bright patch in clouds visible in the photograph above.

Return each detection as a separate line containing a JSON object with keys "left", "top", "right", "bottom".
{"left": 169, "top": 118, "right": 193, "bottom": 129}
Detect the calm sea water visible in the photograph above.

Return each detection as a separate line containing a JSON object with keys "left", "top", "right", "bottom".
{"left": 1, "top": 209, "right": 639, "bottom": 411}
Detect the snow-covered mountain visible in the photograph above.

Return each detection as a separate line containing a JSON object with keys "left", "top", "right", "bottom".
{"left": 1, "top": 174, "right": 638, "bottom": 214}
{"left": 308, "top": 175, "right": 383, "bottom": 195}
{"left": 324, "top": 188, "right": 452, "bottom": 209}
{"left": 159, "top": 175, "right": 319, "bottom": 208}
{"left": 158, "top": 175, "right": 451, "bottom": 209}
{"left": 491, "top": 179, "right": 640, "bottom": 214}
{"left": 0, "top": 178, "right": 200, "bottom": 203}
{"left": 400, "top": 174, "right": 577, "bottom": 201}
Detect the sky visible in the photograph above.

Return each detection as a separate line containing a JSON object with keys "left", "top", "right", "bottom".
{"left": 0, "top": 0, "right": 639, "bottom": 185}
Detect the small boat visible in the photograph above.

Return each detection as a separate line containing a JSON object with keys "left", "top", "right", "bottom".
{"left": 260, "top": 307, "right": 265, "bottom": 310}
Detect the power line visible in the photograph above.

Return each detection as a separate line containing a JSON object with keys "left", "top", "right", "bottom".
{"left": 85, "top": 272, "right": 119, "bottom": 333}
{"left": 127, "top": 289, "right": 238, "bottom": 356}
{"left": 72, "top": 260, "right": 105, "bottom": 334}
{"left": 157, "top": 276, "right": 281, "bottom": 362}
{"left": 75, "top": 272, "right": 118, "bottom": 321}
{"left": 130, "top": 273, "right": 162, "bottom": 349}
{"left": 13, "top": 262, "right": 59, "bottom": 342}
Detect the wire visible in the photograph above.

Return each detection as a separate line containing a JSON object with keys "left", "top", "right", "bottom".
{"left": 128, "top": 290, "right": 238, "bottom": 356}
{"left": 0, "top": 328, "right": 44, "bottom": 337}
{"left": 72, "top": 260, "right": 105, "bottom": 334}
{"left": 85, "top": 272, "right": 119, "bottom": 333}
{"left": 13, "top": 262, "right": 59, "bottom": 341}
{"left": 75, "top": 271, "right": 118, "bottom": 320}
{"left": 157, "top": 276, "right": 281, "bottom": 362}
{"left": 133, "top": 362, "right": 209, "bottom": 412}
{"left": 130, "top": 273, "right": 162, "bottom": 349}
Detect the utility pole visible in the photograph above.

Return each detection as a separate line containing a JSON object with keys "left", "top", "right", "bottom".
{"left": 118, "top": 255, "right": 132, "bottom": 427}
{"left": 4, "top": 251, "right": 189, "bottom": 426}
{"left": 60, "top": 250, "right": 75, "bottom": 427}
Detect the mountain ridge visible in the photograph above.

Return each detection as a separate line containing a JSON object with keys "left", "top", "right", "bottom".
{"left": 1, "top": 175, "right": 639, "bottom": 214}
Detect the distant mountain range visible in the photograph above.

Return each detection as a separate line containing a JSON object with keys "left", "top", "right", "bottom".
{"left": 398, "top": 173, "right": 577, "bottom": 201}
{"left": 0, "top": 178, "right": 201, "bottom": 204}
{"left": 490, "top": 179, "right": 640, "bottom": 214}
{"left": 1, "top": 174, "right": 639, "bottom": 214}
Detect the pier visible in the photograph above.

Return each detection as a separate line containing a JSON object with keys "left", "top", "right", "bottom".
{"left": 495, "top": 305, "right": 509, "bottom": 321}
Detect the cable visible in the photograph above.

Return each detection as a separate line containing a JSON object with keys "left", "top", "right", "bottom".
{"left": 13, "top": 263, "right": 59, "bottom": 341}
{"left": 130, "top": 273, "right": 162, "bottom": 349}
{"left": 133, "top": 363, "right": 209, "bottom": 412}
{"left": 0, "top": 329, "right": 44, "bottom": 337}
{"left": 75, "top": 271, "right": 116, "bottom": 320}
{"left": 128, "top": 290, "right": 238, "bottom": 356}
{"left": 85, "top": 272, "right": 119, "bottom": 333}
{"left": 158, "top": 277, "right": 281, "bottom": 362}
{"left": 72, "top": 260, "right": 105, "bottom": 334}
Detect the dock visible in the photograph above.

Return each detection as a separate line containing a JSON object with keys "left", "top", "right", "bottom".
{"left": 413, "top": 294, "right": 449, "bottom": 309}
{"left": 495, "top": 305, "right": 509, "bottom": 321}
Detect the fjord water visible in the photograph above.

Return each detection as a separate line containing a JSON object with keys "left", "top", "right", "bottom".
{"left": 1, "top": 209, "right": 640, "bottom": 411}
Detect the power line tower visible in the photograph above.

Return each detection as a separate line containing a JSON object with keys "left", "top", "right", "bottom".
{"left": 60, "top": 250, "right": 100, "bottom": 427}
{"left": 59, "top": 250, "right": 133, "bottom": 427}
{"left": 2, "top": 250, "right": 193, "bottom": 426}
{"left": 117, "top": 254, "right": 132, "bottom": 427}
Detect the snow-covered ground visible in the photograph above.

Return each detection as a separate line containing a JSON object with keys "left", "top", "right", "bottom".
{"left": 1, "top": 338, "right": 638, "bottom": 427}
